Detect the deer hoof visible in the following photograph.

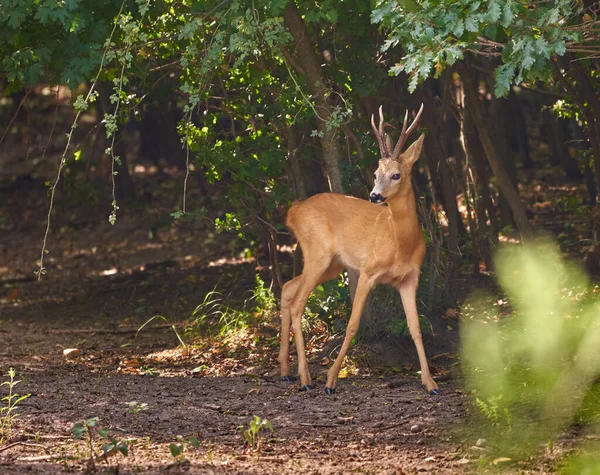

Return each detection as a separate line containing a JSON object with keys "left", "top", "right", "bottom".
{"left": 299, "top": 385, "right": 313, "bottom": 392}
{"left": 429, "top": 388, "right": 441, "bottom": 396}
{"left": 281, "top": 375, "right": 295, "bottom": 382}
{"left": 324, "top": 387, "right": 335, "bottom": 396}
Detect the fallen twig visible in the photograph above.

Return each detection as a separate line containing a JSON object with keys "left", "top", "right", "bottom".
{"left": 1, "top": 441, "right": 51, "bottom": 454}
{"left": 17, "top": 454, "right": 77, "bottom": 462}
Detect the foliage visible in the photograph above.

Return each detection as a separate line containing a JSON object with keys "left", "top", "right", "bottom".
{"left": 72, "top": 417, "right": 132, "bottom": 469}
{"left": 125, "top": 401, "right": 149, "bottom": 415}
{"left": 306, "top": 273, "right": 352, "bottom": 332}
{"left": 169, "top": 435, "right": 200, "bottom": 461}
{"left": 189, "top": 274, "right": 277, "bottom": 338}
{"left": 0, "top": 368, "right": 30, "bottom": 445}
{"left": 461, "top": 240, "right": 600, "bottom": 462}
{"left": 239, "top": 415, "right": 273, "bottom": 452}
{"left": 372, "top": 0, "right": 588, "bottom": 95}
{"left": 137, "top": 314, "right": 188, "bottom": 352}
{"left": 475, "top": 395, "right": 512, "bottom": 430}
{"left": 559, "top": 444, "right": 600, "bottom": 474}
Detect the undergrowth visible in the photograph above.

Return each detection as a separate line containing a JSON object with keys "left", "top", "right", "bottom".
{"left": 0, "top": 368, "right": 30, "bottom": 445}
{"left": 461, "top": 240, "right": 600, "bottom": 471}
{"left": 187, "top": 274, "right": 278, "bottom": 338}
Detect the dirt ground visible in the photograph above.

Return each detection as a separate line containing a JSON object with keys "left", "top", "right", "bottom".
{"left": 0, "top": 113, "right": 596, "bottom": 473}
{"left": 0, "top": 163, "right": 475, "bottom": 474}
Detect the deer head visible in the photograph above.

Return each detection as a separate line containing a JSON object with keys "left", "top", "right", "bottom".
{"left": 369, "top": 105, "right": 424, "bottom": 204}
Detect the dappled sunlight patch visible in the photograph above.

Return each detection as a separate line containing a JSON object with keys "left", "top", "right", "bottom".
{"left": 207, "top": 256, "right": 255, "bottom": 267}
{"left": 99, "top": 267, "right": 118, "bottom": 276}
{"left": 276, "top": 244, "right": 295, "bottom": 255}
{"left": 133, "top": 164, "right": 159, "bottom": 175}
{"left": 497, "top": 235, "right": 520, "bottom": 244}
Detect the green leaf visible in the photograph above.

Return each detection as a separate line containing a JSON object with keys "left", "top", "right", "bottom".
{"left": 483, "top": 25, "right": 498, "bottom": 41}
{"left": 452, "top": 19, "right": 464, "bottom": 37}
{"left": 494, "top": 63, "right": 515, "bottom": 97}
{"left": 326, "top": 10, "right": 338, "bottom": 22}
{"left": 535, "top": 37, "right": 551, "bottom": 59}
{"left": 169, "top": 443, "right": 183, "bottom": 457}
{"left": 487, "top": 0, "right": 501, "bottom": 22}
{"left": 501, "top": 2, "right": 514, "bottom": 28}
{"left": 72, "top": 423, "right": 86, "bottom": 439}
{"left": 116, "top": 443, "right": 128, "bottom": 456}
{"left": 465, "top": 16, "right": 479, "bottom": 33}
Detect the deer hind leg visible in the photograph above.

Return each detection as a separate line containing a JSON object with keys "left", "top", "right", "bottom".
{"left": 283, "top": 261, "right": 343, "bottom": 390}
{"left": 398, "top": 273, "right": 440, "bottom": 395}
{"left": 325, "top": 273, "right": 373, "bottom": 395}
{"left": 279, "top": 276, "right": 301, "bottom": 381}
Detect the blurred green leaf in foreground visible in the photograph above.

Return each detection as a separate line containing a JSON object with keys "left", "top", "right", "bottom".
{"left": 461, "top": 240, "right": 600, "bottom": 470}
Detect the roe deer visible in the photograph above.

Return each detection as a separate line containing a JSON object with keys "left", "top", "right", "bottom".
{"left": 279, "top": 104, "right": 439, "bottom": 395}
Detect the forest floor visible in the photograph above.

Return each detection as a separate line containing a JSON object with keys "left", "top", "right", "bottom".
{"left": 1, "top": 115, "right": 598, "bottom": 473}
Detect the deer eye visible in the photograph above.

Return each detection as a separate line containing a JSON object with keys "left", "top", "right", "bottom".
{"left": 391, "top": 173, "right": 401, "bottom": 180}
{"left": 373, "top": 173, "right": 377, "bottom": 181}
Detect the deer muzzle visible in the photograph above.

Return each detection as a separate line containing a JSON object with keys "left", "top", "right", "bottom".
{"left": 369, "top": 192, "right": 386, "bottom": 204}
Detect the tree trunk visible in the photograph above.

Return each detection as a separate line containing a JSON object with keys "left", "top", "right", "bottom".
{"left": 462, "top": 107, "right": 496, "bottom": 269}
{"left": 457, "top": 61, "right": 534, "bottom": 240}
{"left": 490, "top": 95, "right": 518, "bottom": 229}
{"left": 286, "top": 125, "right": 308, "bottom": 201}
{"left": 420, "top": 83, "right": 462, "bottom": 270}
{"left": 509, "top": 90, "right": 532, "bottom": 169}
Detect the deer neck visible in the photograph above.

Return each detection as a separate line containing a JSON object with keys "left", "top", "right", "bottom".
{"left": 386, "top": 187, "right": 421, "bottom": 241}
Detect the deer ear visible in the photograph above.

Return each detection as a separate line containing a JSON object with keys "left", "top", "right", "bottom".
{"left": 402, "top": 133, "right": 425, "bottom": 166}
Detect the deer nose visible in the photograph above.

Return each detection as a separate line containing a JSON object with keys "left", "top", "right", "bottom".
{"left": 370, "top": 193, "right": 385, "bottom": 203}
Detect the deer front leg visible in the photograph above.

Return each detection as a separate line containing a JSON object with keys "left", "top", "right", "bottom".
{"left": 325, "top": 275, "right": 373, "bottom": 395}
{"left": 398, "top": 274, "right": 440, "bottom": 395}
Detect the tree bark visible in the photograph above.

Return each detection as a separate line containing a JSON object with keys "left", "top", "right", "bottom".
{"left": 285, "top": 125, "right": 308, "bottom": 201}
{"left": 420, "top": 83, "right": 462, "bottom": 270}
{"left": 490, "top": 95, "right": 518, "bottom": 229}
{"left": 457, "top": 61, "right": 534, "bottom": 240}
{"left": 509, "top": 90, "right": 532, "bottom": 169}
{"left": 462, "top": 106, "right": 497, "bottom": 269}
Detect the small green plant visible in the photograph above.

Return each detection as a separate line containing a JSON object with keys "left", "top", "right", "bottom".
{"left": 0, "top": 368, "right": 31, "bottom": 445}
{"left": 248, "top": 274, "right": 276, "bottom": 313}
{"left": 189, "top": 275, "right": 277, "bottom": 338}
{"left": 72, "top": 417, "right": 131, "bottom": 469}
{"left": 239, "top": 415, "right": 273, "bottom": 452}
{"left": 125, "top": 401, "right": 149, "bottom": 415}
{"left": 189, "top": 285, "right": 242, "bottom": 336}
{"left": 137, "top": 315, "right": 188, "bottom": 352}
{"left": 169, "top": 435, "right": 200, "bottom": 461}
{"left": 306, "top": 273, "right": 351, "bottom": 332}
{"left": 476, "top": 396, "right": 512, "bottom": 430}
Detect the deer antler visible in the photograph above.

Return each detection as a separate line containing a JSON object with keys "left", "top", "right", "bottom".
{"left": 391, "top": 103, "right": 424, "bottom": 161}
{"left": 371, "top": 106, "right": 389, "bottom": 159}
